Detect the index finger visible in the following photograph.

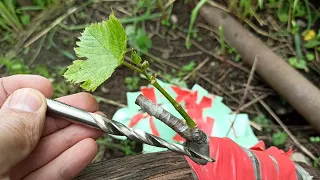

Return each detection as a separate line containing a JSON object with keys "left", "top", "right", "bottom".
{"left": 0, "top": 74, "right": 53, "bottom": 107}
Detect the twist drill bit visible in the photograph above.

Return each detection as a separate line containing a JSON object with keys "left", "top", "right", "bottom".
{"left": 46, "top": 98, "right": 214, "bottom": 165}
{"left": 90, "top": 113, "right": 214, "bottom": 164}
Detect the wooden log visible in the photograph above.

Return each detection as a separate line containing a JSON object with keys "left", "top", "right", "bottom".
{"left": 75, "top": 151, "right": 196, "bottom": 180}
{"left": 199, "top": 5, "right": 320, "bottom": 133}
{"left": 76, "top": 151, "right": 320, "bottom": 180}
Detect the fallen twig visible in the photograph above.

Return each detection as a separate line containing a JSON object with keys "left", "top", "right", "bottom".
{"left": 24, "top": 7, "right": 78, "bottom": 48}
{"left": 226, "top": 56, "right": 259, "bottom": 136}
{"left": 197, "top": 73, "right": 240, "bottom": 104}
{"left": 183, "top": 57, "right": 209, "bottom": 81}
{"left": 240, "top": 56, "right": 259, "bottom": 106}
{"left": 207, "top": 0, "right": 229, "bottom": 12}
{"left": 226, "top": 93, "right": 270, "bottom": 135}
{"left": 251, "top": 91, "right": 317, "bottom": 161}
{"left": 28, "top": 33, "right": 47, "bottom": 65}
{"left": 237, "top": 93, "right": 270, "bottom": 114}
{"left": 94, "top": 95, "right": 127, "bottom": 108}
{"left": 164, "top": 0, "right": 176, "bottom": 9}
{"left": 144, "top": 52, "right": 180, "bottom": 69}
{"left": 170, "top": 51, "right": 203, "bottom": 58}
{"left": 176, "top": 31, "right": 250, "bottom": 73}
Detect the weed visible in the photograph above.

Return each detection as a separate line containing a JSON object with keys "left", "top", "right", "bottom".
{"left": 314, "top": 157, "right": 320, "bottom": 168}
{"left": 288, "top": 57, "right": 308, "bottom": 70}
{"left": 272, "top": 131, "right": 288, "bottom": 146}
{"left": 0, "top": 56, "right": 75, "bottom": 98}
{"left": 306, "top": 52, "right": 315, "bottom": 61}
{"left": 289, "top": 28, "right": 319, "bottom": 70}
{"left": 310, "top": 136, "right": 320, "bottom": 143}
{"left": 219, "top": 25, "right": 226, "bottom": 56}
{"left": 258, "top": 0, "right": 263, "bottom": 9}
{"left": 32, "top": 0, "right": 57, "bottom": 8}
{"left": 178, "top": 61, "right": 196, "bottom": 77}
{"left": 182, "top": 61, "right": 196, "bottom": 71}
{"left": 185, "top": 0, "right": 207, "bottom": 49}
{"left": 229, "top": 0, "right": 255, "bottom": 18}
{"left": 96, "top": 137, "right": 136, "bottom": 155}
{"left": 240, "top": 0, "right": 254, "bottom": 17}
{"left": 47, "top": 28, "right": 76, "bottom": 60}
{"left": 303, "top": 30, "right": 320, "bottom": 51}
{"left": 126, "top": 25, "right": 152, "bottom": 53}
{"left": 217, "top": 25, "right": 242, "bottom": 61}
{"left": 156, "top": 0, "right": 166, "bottom": 19}
{"left": 160, "top": 61, "right": 196, "bottom": 88}
{"left": 0, "top": 0, "right": 23, "bottom": 33}
{"left": 228, "top": 47, "right": 241, "bottom": 62}
{"left": 0, "top": 58, "right": 31, "bottom": 74}
{"left": 125, "top": 76, "right": 140, "bottom": 91}
{"left": 253, "top": 114, "right": 272, "bottom": 132}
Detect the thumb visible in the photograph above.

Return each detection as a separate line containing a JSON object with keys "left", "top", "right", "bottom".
{"left": 0, "top": 88, "right": 47, "bottom": 175}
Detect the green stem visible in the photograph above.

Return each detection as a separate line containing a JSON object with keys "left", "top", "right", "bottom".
{"left": 303, "top": 0, "right": 312, "bottom": 31}
{"left": 185, "top": 0, "right": 208, "bottom": 49}
{"left": 122, "top": 61, "right": 143, "bottom": 73}
{"left": 97, "top": 140, "right": 128, "bottom": 152}
{"left": 157, "top": 0, "right": 167, "bottom": 19}
{"left": 219, "top": 25, "right": 226, "bottom": 56}
{"left": 122, "top": 61, "right": 197, "bottom": 128}
{"left": 294, "top": 33, "right": 303, "bottom": 59}
{"left": 120, "top": 13, "right": 162, "bottom": 24}
{"left": 152, "top": 80, "right": 197, "bottom": 128}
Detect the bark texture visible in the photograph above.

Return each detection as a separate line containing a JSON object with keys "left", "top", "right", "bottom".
{"left": 75, "top": 151, "right": 195, "bottom": 180}
{"left": 75, "top": 151, "right": 320, "bottom": 179}
{"left": 199, "top": 5, "right": 320, "bottom": 133}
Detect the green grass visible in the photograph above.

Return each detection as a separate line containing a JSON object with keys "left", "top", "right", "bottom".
{"left": 0, "top": 0, "right": 23, "bottom": 33}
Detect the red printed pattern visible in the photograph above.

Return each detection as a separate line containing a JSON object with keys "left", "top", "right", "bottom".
{"left": 186, "top": 138, "right": 298, "bottom": 180}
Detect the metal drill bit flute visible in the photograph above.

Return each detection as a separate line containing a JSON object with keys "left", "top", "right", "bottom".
{"left": 46, "top": 98, "right": 214, "bottom": 164}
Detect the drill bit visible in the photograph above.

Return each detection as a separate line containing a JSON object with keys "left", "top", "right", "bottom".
{"left": 90, "top": 113, "right": 214, "bottom": 164}
{"left": 46, "top": 99, "right": 214, "bottom": 164}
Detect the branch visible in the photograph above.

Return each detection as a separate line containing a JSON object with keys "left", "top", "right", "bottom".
{"left": 122, "top": 59, "right": 198, "bottom": 128}
{"left": 136, "top": 94, "right": 207, "bottom": 143}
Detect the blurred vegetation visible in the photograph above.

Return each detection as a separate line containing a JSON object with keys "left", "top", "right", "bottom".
{"left": 0, "top": 0, "right": 319, "bottom": 165}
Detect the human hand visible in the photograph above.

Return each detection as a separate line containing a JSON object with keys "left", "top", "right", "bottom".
{"left": 0, "top": 75, "right": 103, "bottom": 180}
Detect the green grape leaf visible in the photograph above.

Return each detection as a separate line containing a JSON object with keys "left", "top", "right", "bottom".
{"left": 64, "top": 13, "right": 127, "bottom": 91}
{"left": 131, "top": 50, "right": 142, "bottom": 65}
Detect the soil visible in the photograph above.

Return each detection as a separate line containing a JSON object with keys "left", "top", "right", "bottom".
{"left": 2, "top": 0, "right": 320, "bottom": 162}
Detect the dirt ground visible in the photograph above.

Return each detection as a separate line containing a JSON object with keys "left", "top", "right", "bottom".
{"left": 2, "top": 0, "right": 320, "bottom": 162}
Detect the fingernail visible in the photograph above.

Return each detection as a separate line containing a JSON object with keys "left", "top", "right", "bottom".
{"left": 9, "top": 89, "right": 43, "bottom": 112}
